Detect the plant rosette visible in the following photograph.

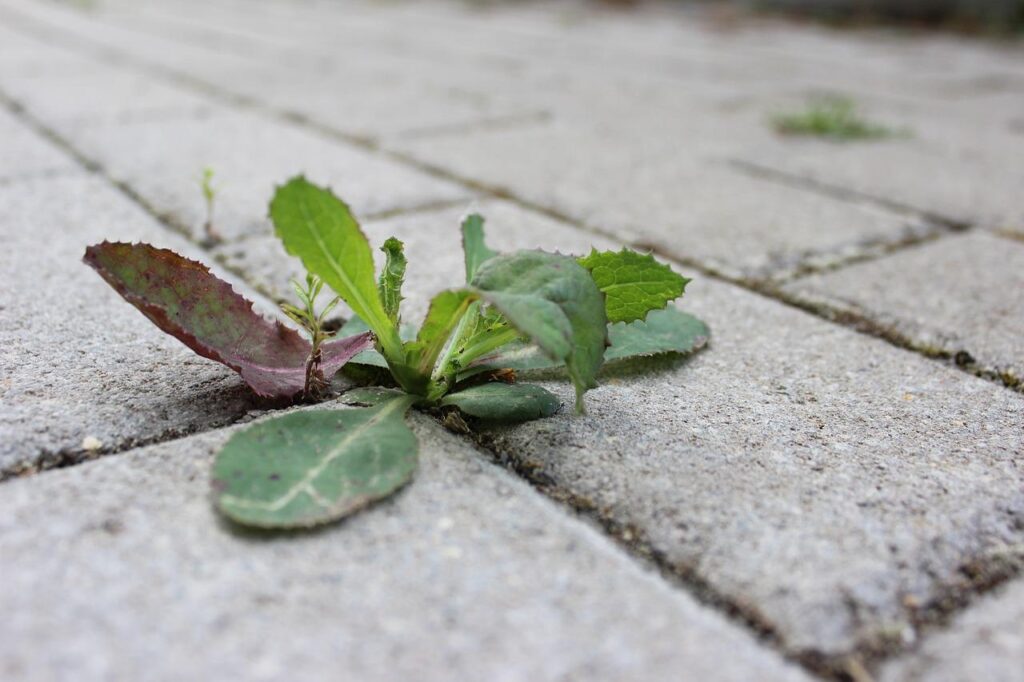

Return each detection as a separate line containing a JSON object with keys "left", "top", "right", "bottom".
{"left": 85, "top": 176, "right": 709, "bottom": 530}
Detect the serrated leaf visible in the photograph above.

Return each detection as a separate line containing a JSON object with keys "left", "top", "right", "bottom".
{"left": 83, "top": 242, "right": 373, "bottom": 399}
{"left": 269, "top": 177, "right": 401, "bottom": 359}
{"left": 441, "top": 383, "right": 560, "bottom": 422}
{"left": 471, "top": 250, "right": 607, "bottom": 413}
{"left": 578, "top": 249, "right": 690, "bottom": 324}
{"left": 378, "top": 237, "right": 406, "bottom": 325}
{"left": 213, "top": 395, "right": 418, "bottom": 528}
{"left": 466, "top": 307, "right": 709, "bottom": 373}
{"left": 461, "top": 213, "right": 497, "bottom": 282}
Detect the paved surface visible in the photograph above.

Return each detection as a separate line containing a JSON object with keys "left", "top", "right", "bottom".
{"left": 0, "top": 0, "right": 1021, "bottom": 680}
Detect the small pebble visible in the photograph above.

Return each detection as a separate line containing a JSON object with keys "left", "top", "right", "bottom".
{"left": 81, "top": 436, "right": 103, "bottom": 452}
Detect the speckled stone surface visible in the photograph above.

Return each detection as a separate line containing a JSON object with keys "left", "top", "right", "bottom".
{"left": 0, "top": 173, "right": 257, "bottom": 477}
{"left": 783, "top": 231, "right": 1024, "bottom": 385}
{"left": 881, "top": 578, "right": 1024, "bottom": 682}
{"left": 0, "top": 411, "right": 810, "bottom": 682}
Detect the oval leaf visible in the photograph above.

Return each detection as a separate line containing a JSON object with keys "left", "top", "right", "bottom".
{"left": 213, "top": 396, "right": 418, "bottom": 528}
{"left": 83, "top": 242, "right": 373, "bottom": 399}
{"left": 269, "top": 177, "right": 402, "bottom": 358}
{"left": 441, "top": 383, "right": 560, "bottom": 422}
{"left": 471, "top": 250, "right": 607, "bottom": 413}
{"left": 578, "top": 249, "right": 690, "bottom": 324}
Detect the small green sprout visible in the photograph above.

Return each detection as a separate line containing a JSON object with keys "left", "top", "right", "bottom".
{"left": 280, "top": 274, "right": 342, "bottom": 400}
{"left": 773, "top": 96, "right": 897, "bottom": 140}
{"left": 198, "top": 167, "right": 220, "bottom": 245}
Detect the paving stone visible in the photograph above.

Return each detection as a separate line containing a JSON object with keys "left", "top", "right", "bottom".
{"left": 0, "top": 0, "right": 541, "bottom": 141}
{"left": 391, "top": 121, "right": 924, "bottom": 281}
{"left": 880, "top": 578, "right": 1024, "bottom": 682}
{"left": 0, "top": 172, "right": 265, "bottom": 477}
{"left": 782, "top": 231, "right": 1024, "bottom": 385}
{"left": 736, "top": 103, "right": 1024, "bottom": 230}
{"left": 54, "top": 108, "right": 472, "bottom": 242}
{"left": 0, "top": 106, "right": 78, "bottom": 183}
{"left": 0, "top": 60, "right": 213, "bottom": 131}
{"left": 475, "top": 278, "right": 1024, "bottom": 660}
{"left": 0, "top": 412, "right": 811, "bottom": 682}
{"left": 209, "top": 197, "right": 1024, "bottom": 660}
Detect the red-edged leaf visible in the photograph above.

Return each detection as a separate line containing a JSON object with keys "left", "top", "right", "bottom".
{"left": 83, "top": 242, "right": 374, "bottom": 399}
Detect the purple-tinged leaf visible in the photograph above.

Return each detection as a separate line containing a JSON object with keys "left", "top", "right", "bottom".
{"left": 83, "top": 242, "right": 373, "bottom": 399}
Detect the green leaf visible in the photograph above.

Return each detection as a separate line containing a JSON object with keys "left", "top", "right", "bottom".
{"left": 269, "top": 177, "right": 401, "bottom": 359}
{"left": 578, "top": 249, "right": 690, "bottom": 324}
{"left": 461, "top": 213, "right": 497, "bottom": 283}
{"left": 83, "top": 241, "right": 373, "bottom": 399}
{"left": 377, "top": 237, "right": 406, "bottom": 325}
{"left": 471, "top": 251, "right": 607, "bottom": 413}
{"left": 604, "top": 306, "right": 709, "bottom": 361}
{"left": 404, "top": 290, "right": 474, "bottom": 378}
{"left": 466, "top": 307, "right": 709, "bottom": 373}
{"left": 213, "top": 395, "right": 418, "bottom": 528}
{"left": 441, "top": 383, "right": 560, "bottom": 422}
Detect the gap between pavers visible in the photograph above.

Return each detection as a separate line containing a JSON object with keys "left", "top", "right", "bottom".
{"left": 0, "top": 171, "right": 269, "bottom": 478}
{"left": 781, "top": 231, "right": 1024, "bottom": 390}
{"left": 879, "top": 576, "right": 1024, "bottom": 682}
{"left": 0, "top": 35, "right": 476, "bottom": 245}
{"left": 0, "top": 0, "right": 541, "bottom": 144}
{"left": 0, "top": 58, "right": 214, "bottom": 134}
{"left": 0, "top": 409, "right": 812, "bottom": 682}
{"left": 197, "top": 197, "right": 1024, "bottom": 671}
{"left": 0, "top": 105, "right": 78, "bottom": 183}
{"left": 63, "top": 106, "right": 475, "bottom": 243}
{"left": 4, "top": 0, "right": 947, "bottom": 290}
{"left": 388, "top": 121, "right": 931, "bottom": 283}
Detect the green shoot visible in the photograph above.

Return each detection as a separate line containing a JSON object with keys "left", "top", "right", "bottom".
{"left": 773, "top": 96, "right": 897, "bottom": 140}
{"left": 198, "top": 167, "right": 220, "bottom": 245}
{"left": 280, "top": 274, "right": 342, "bottom": 400}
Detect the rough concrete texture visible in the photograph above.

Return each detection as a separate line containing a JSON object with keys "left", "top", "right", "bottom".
{"left": 0, "top": 106, "right": 77, "bottom": 182}
{"left": 0, "top": 412, "right": 810, "bottom": 682}
{"left": 783, "top": 231, "right": 1024, "bottom": 385}
{"left": 881, "top": 578, "right": 1024, "bottom": 682}
{"left": 0, "top": 172, "right": 261, "bottom": 477}
{"left": 61, "top": 107, "right": 472, "bottom": 242}
{"left": 475, "top": 275, "right": 1024, "bottom": 659}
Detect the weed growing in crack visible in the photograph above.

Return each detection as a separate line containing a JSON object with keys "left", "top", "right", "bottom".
{"left": 773, "top": 96, "right": 900, "bottom": 141}
{"left": 198, "top": 166, "right": 221, "bottom": 245}
{"left": 85, "top": 175, "right": 709, "bottom": 530}
{"left": 280, "top": 274, "right": 342, "bottom": 401}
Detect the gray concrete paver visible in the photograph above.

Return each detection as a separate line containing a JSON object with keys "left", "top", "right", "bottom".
{"left": 0, "top": 411, "right": 811, "bottom": 682}
{"left": 880, "top": 578, "right": 1024, "bottom": 682}
{"left": 783, "top": 231, "right": 1024, "bottom": 386}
